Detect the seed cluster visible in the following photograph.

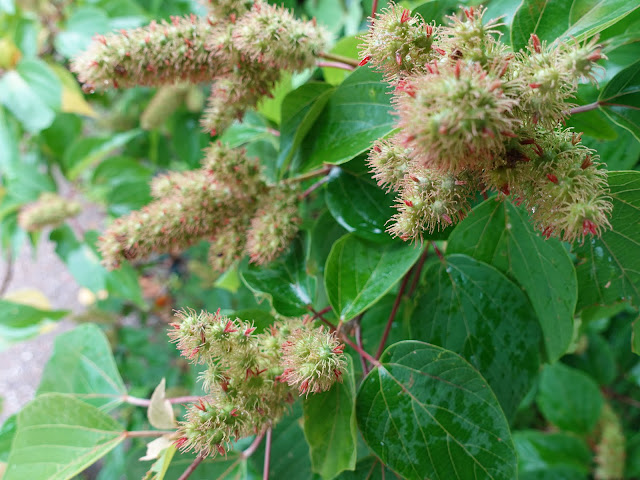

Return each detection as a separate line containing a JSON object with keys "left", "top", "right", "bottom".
{"left": 17, "top": 192, "right": 81, "bottom": 232}
{"left": 98, "top": 142, "right": 300, "bottom": 270}
{"left": 72, "top": 0, "right": 328, "bottom": 135}
{"left": 360, "top": 4, "right": 611, "bottom": 243}
{"left": 169, "top": 309, "right": 345, "bottom": 457}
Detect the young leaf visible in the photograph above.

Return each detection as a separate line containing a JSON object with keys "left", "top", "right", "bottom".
{"left": 241, "top": 236, "right": 317, "bottom": 316}
{"left": 573, "top": 171, "right": 640, "bottom": 310}
{"left": 411, "top": 254, "right": 542, "bottom": 420}
{"left": 303, "top": 356, "right": 357, "bottom": 479}
{"left": 447, "top": 199, "right": 577, "bottom": 362}
{"left": 511, "top": 1, "right": 640, "bottom": 52}
{"left": 598, "top": 59, "right": 640, "bottom": 140}
{"left": 333, "top": 456, "right": 395, "bottom": 479}
{"left": 4, "top": 393, "right": 125, "bottom": 480}
{"left": 536, "top": 363, "right": 604, "bottom": 435}
{"left": 37, "top": 324, "right": 126, "bottom": 410}
{"left": 301, "top": 67, "right": 394, "bottom": 172}
{"left": 357, "top": 341, "right": 517, "bottom": 480}
{"left": 324, "top": 234, "right": 421, "bottom": 321}
{"left": 148, "top": 378, "right": 176, "bottom": 430}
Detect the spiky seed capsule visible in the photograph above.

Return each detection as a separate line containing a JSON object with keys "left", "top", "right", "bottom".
{"left": 246, "top": 186, "right": 301, "bottom": 265}
{"left": 233, "top": 3, "right": 329, "bottom": 71}
{"left": 72, "top": 15, "right": 220, "bottom": 89}
{"left": 359, "top": 4, "right": 440, "bottom": 79}
{"left": 367, "top": 137, "right": 412, "bottom": 192}
{"left": 396, "top": 61, "right": 518, "bottom": 173}
{"left": 280, "top": 323, "right": 346, "bottom": 396}
{"left": 18, "top": 193, "right": 81, "bottom": 232}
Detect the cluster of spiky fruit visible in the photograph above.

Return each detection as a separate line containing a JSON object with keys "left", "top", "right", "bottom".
{"left": 74, "top": 0, "right": 329, "bottom": 270}
{"left": 17, "top": 192, "right": 81, "bottom": 232}
{"left": 72, "top": 0, "right": 328, "bottom": 134}
{"left": 360, "top": 4, "right": 611, "bottom": 243}
{"left": 169, "top": 309, "right": 346, "bottom": 457}
{"left": 98, "top": 142, "right": 300, "bottom": 270}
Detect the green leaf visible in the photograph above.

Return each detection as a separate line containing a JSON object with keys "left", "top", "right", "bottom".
{"left": 254, "top": 403, "right": 313, "bottom": 479}
{"left": 37, "top": 324, "right": 126, "bottom": 410}
{"left": 0, "top": 59, "right": 61, "bottom": 133}
{"left": 447, "top": 199, "right": 577, "bottom": 362}
{"left": 62, "top": 130, "right": 141, "bottom": 179}
{"left": 0, "top": 415, "right": 17, "bottom": 462}
{"left": 50, "top": 226, "right": 108, "bottom": 293}
{"left": 357, "top": 341, "right": 517, "bottom": 480}
{"left": 278, "top": 83, "right": 334, "bottom": 175}
{"left": 0, "top": 299, "right": 67, "bottom": 350}
{"left": 4, "top": 393, "right": 125, "bottom": 480}
{"left": 633, "top": 316, "right": 640, "bottom": 355}
{"left": 54, "top": 7, "right": 110, "bottom": 58}
{"left": 303, "top": 356, "right": 357, "bottom": 479}
{"left": 333, "top": 457, "right": 395, "bottom": 479}
{"left": 325, "top": 163, "right": 396, "bottom": 243}
{"left": 105, "top": 180, "right": 152, "bottom": 216}
{"left": 241, "top": 236, "right": 317, "bottom": 316}
{"left": 325, "top": 234, "right": 421, "bottom": 321}
{"left": 564, "top": 332, "right": 616, "bottom": 384}
{"left": 511, "top": 1, "right": 640, "bottom": 52}
{"left": 411, "top": 254, "right": 542, "bottom": 419}
{"left": 536, "top": 362, "right": 604, "bottom": 434}
{"left": 514, "top": 430, "right": 591, "bottom": 479}
{"left": 307, "top": 210, "right": 348, "bottom": 277}
{"left": 598, "top": 59, "right": 640, "bottom": 140}
{"left": 301, "top": 68, "right": 394, "bottom": 172}
{"left": 91, "top": 155, "right": 153, "bottom": 188}
{"left": 573, "top": 171, "right": 640, "bottom": 310}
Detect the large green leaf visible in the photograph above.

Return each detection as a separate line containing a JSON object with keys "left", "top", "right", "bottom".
{"left": 241, "top": 236, "right": 317, "bottom": 316}
{"left": 514, "top": 430, "right": 591, "bottom": 480}
{"left": 325, "top": 164, "right": 395, "bottom": 243}
{"left": 325, "top": 234, "right": 421, "bottom": 321}
{"left": 300, "top": 68, "right": 394, "bottom": 172}
{"left": 357, "top": 341, "right": 517, "bottom": 480}
{"left": 0, "top": 59, "right": 61, "bottom": 133}
{"left": 511, "top": 1, "right": 640, "bottom": 52}
{"left": 0, "top": 299, "right": 67, "bottom": 350}
{"left": 37, "top": 324, "right": 126, "bottom": 410}
{"left": 573, "top": 171, "right": 640, "bottom": 310}
{"left": 536, "top": 363, "right": 604, "bottom": 434}
{"left": 303, "top": 356, "right": 357, "bottom": 479}
{"left": 411, "top": 254, "right": 542, "bottom": 419}
{"left": 277, "top": 83, "right": 334, "bottom": 175}
{"left": 447, "top": 199, "right": 577, "bottom": 362}
{"left": 598, "top": 59, "right": 640, "bottom": 140}
{"left": 333, "top": 457, "right": 395, "bottom": 479}
{"left": 54, "top": 6, "right": 110, "bottom": 58}
{"left": 4, "top": 393, "right": 125, "bottom": 480}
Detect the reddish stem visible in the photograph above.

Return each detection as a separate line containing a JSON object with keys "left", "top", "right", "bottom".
{"left": 342, "top": 334, "right": 381, "bottom": 367}
{"left": 124, "top": 395, "right": 202, "bottom": 407}
{"left": 242, "top": 429, "right": 267, "bottom": 458}
{"left": 125, "top": 430, "right": 175, "bottom": 438}
{"left": 263, "top": 428, "right": 273, "bottom": 480}
{"left": 408, "top": 243, "right": 430, "bottom": 296}
{"left": 316, "top": 60, "right": 355, "bottom": 71}
{"left": 375, "top": 269, "right": 412, "bottom": 359}
{"left": 568, "top": 101, "right": 600, "bottom": 115}
{"left": 355, "top": 317, "right": 370, "bottom": 374}
{"left": 300, "top": 176, "right": 331, "bottom": 199}
{"left": 433, "top": 243, "right": 445, "bottom": 261}
{"left": 371, "top": 0, "right": 379, "bottom": 18}
{"left": 177, "top": 454, "right": 205, "bottom": 480}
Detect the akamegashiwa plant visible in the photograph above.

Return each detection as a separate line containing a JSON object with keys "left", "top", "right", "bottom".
{"left": 2, "top": 0, "right": 640, "bottom": 479}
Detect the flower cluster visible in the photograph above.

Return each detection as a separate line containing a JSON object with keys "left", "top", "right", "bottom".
{"left": 594, "top": 402, "right": 625, "bottom": 480}
{"left": 72, "top": 0, "right": 328, "bottom": 135}
{"left": 360, "top": 4, "right": 611, "bottom": 243}
{"left": 169, "top": 309, "right": 346, "bottom": 457}
{"left": 17, "top": 193, "right": 81, "bottom": 232}
{"left": 98, "top": 142, "right": 300, "bottom": 270}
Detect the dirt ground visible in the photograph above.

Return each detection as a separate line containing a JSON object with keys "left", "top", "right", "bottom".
{"left": 0, "top": 204, "right": 105, "bottom": 424}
